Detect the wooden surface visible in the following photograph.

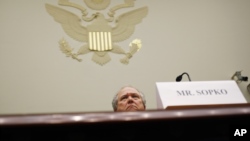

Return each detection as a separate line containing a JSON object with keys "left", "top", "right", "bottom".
{"left": 0, "top": 103, "right": 250, "bottom": 141}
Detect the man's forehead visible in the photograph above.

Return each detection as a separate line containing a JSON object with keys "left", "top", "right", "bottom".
{"left": 118, "top": 87, "right": 140, "bottom": 96}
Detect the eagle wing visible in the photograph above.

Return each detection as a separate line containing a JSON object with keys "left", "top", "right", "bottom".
{"left": 112, "top": 6, "right": 148, "bottom": 42}
{"left": 45, "top": 4, "right": 88, "bottom": 42}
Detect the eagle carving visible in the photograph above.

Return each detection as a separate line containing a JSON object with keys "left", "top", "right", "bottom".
{"left": 45, "top": 0, "right": 148, "bottom": 65}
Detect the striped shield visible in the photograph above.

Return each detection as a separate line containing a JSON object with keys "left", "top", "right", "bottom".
{"left": 88, "top": 31, "right": 112, "bottom": 51}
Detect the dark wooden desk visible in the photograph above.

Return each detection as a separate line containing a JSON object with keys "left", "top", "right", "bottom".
{"left": 1, "top": 104, "right": 250, "bottom": 141}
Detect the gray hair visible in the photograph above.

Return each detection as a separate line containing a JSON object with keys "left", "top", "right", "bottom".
{"left": 112, "top": 85, "right": 146, "bottom": 111}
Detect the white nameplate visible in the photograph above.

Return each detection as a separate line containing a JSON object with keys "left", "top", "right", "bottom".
{"left": 156, "top": 80, "right": 247, "bottom": 109}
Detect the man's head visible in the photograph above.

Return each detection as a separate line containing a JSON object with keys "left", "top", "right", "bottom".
{"left": 112, "top": 85, "right": 146, "bottom": 112}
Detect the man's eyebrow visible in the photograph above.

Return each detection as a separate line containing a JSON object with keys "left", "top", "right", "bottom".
{"left": 120, "top": 95, "right": 127, "bottom": 97}
{"left": 119, "top": 94, "right": 128, "bottom": 99}
{"left": 130, "top": 93, "right": 140, "bottom": 95}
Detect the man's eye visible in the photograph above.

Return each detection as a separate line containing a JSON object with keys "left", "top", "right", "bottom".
{"left": 132, "top": 95, "right": 139, "bottom": 99}
{"left": 121, "top": 97, "right": 127, "bottom": 100}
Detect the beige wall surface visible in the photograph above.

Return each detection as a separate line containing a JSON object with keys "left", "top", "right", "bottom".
{"left": 0, "top": 0, "right": 250, "bottom": 114}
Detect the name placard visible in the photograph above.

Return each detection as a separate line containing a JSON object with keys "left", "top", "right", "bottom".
{"left": 156, "top": 80, "right": 247, "bottom": 109}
